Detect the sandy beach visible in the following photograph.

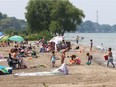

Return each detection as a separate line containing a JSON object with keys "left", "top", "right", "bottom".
{"left": 0, "top": 43, "right": 116, "bottom": 87}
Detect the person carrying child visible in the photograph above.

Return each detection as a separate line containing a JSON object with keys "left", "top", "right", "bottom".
{"left": 86, "top": 53, "right": 92, "bottom": 65}
{"left": 50, "top": 51, "right": 56, "bottom": 67}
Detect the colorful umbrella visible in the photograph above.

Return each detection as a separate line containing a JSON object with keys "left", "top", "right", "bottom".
{"left": 9, "top": 35, "right": 24, "bottom": 42}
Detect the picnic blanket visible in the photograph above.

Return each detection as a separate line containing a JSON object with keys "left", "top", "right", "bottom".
{"left": 14, "top": 63, "right": 68, "bottom": 76}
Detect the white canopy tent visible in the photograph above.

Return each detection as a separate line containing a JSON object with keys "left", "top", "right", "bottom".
{"left": 49, "top": 36, "right": 64, "bottom": 44}
{"left": 49, "top": 36, "right": 64, "bottom": 51}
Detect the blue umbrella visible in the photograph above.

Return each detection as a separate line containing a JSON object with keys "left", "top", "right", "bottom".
{"left": 0, "top": 32, "right": 3, "bottom": 36}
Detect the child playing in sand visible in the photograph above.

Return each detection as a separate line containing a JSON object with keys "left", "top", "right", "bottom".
{"left": 70, "top": 55, "right": 81, "bottom": 65}
{"left": 86, "top": 53, "right": 92, "bottom": 65}
{"left": 50, "top": 51, "right": 56, "bottom": 67}
{"left": 107, "top": 47, "right": 115, "bottom": 68}
{"left": 70, "top": 55, "right": 76, "bottom": 64}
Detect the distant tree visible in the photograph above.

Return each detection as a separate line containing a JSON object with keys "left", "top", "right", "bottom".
{"left": 112, "top": 25, "right": 116, "bottom": 32}
{"left": 77, "top": 20, "right": 114, "bottom": 33}
{"left": 100, "top": 24, "right": 111, "bottom": 33}
{"left": 0, "top": 12, "right": 2, "bottom": 20}
{"left": 0, "top": 17, "right": 26, "bottom": 31}
{"left": 0, "top": 11, "right": 26, "bottom": 33}
{"left": 0, "top": 12, "right": 7, "bottom": 20}
{"left": 78, "top": 21, "right": 95, "bottom": 33}
{"left": 4, "top": 28, "right": 16, "bottom": 35}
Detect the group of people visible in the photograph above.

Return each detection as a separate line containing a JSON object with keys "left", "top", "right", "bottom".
{"left": 0, "top": 41, "right": 10, "bottom": 47}
{"left": 8, "top": 48, "right": 27, "bottom": 69}
{"left": 7, "top": 44, "right": 37, "bottom": 69}
{"left": 39, "top": 39, "right": 70, "bottom": 53}
{"left": 76, "top": 36, "right": 115, "bottom": 68}
{"left": 50, "top": 48, "right": 67, "bottom": 67}
{"left": 49, "top": 35, "right": 115, "bottom": 68}
{"left": 5, "top": 35, "right": 115, "bottom": 70}
{"left": 50, "top": 47, "right": 93, "bottom": 68}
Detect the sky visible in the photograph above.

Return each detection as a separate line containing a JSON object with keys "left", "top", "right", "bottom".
{"left": 0, "top": 0, "right": 116, "bottom": 25}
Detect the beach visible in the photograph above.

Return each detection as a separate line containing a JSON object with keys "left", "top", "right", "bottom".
{"left": 0, "top": 42, "right": 116, "bottom": 87}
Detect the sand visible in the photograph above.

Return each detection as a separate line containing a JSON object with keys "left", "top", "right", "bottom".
{"left": 0, "top": 43, "right": 116, "bottom": 87}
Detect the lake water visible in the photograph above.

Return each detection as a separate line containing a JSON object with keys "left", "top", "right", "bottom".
{"left": 64, "top": 33, "right": 116, "bottom": 63}
{"left": 64, "top": 33, "right": 116, "bottom": 49}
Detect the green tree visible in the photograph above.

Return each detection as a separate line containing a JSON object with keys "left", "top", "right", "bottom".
{"left": 25, "top": 0, "right": 85, "bottom": 35}
{"left": 25, "top": 0, "right": 52, "bottom": 33}
{"left": 50, "top": 0, "right": 85, "bottom": 35}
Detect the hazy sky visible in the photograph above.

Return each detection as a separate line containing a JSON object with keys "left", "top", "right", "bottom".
{"left": 0, "top": 0, "right": 116, "bottom": 25}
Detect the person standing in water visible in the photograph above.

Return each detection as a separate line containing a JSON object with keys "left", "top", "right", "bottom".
{"left": 90, "top": 39, "right": 93, "bottom": 51}
{"left": 76, "top": 36, "right": 79, "bottom": 44}
{"left": 107, "top": 47, "right": 115, "bottom": 68}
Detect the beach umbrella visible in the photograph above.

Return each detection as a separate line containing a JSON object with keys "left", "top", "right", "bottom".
{"left": 49, "top": 36, "right": 64, "bottom": 44}
{"left": 0, "top": 32, "right": 3, "bottom": 36}
{"left": 8, "top": 35, "right": 24, "bottom": 42}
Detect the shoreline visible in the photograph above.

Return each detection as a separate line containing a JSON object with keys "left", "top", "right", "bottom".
{"left": 0, "top": 41, "right": 116, "bottom": 87}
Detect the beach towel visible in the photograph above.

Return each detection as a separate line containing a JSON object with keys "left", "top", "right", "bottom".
{"left": 0, "top": 65, "right": 12, "bottom": 75}
{"left": 14, "top": 63, "right": 68, "bottom": 76}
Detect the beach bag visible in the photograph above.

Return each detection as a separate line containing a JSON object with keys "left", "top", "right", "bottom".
{"left": 104, "top": 55, "right": 108, "bottom": 60}
{"left": 86, "top": 62, "right": 91, "bottom": 65}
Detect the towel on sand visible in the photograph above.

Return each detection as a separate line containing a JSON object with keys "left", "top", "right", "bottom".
{"left": 14, "top": 63, "right": 68, "bottom": 76}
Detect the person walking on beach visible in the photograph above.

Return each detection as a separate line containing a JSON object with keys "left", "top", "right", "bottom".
{"left": 107, "top": 47, "right": 115, "bottom": 68}
{"left": 90, "top": 39, "right": 93, "bottom": 51}
{"left": 50, "top": 51, "right": 56, "bottom": 67}
{"left": 86, "top": 53, "right": 92, "bottom": 65}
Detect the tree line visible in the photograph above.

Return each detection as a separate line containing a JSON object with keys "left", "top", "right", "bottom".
{"left": 77, "top": 20, "right": 116, "bottom": 33}
{"left": 0, "top": 12, "right": 26, "bottom": 34}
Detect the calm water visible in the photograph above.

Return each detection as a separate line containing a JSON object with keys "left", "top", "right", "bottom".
{"left": 64, "top": 33, "right": 116, "bottom": 50}
{"left": 64, "top": 33, "right": 116, "bottom": 61}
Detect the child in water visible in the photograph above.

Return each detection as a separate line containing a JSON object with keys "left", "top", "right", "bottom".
{"left": 50, "top": 51, "right": 56, "bottom": 67}
{"left": 90, "top": 39, "right": 93, "bottom": 51}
